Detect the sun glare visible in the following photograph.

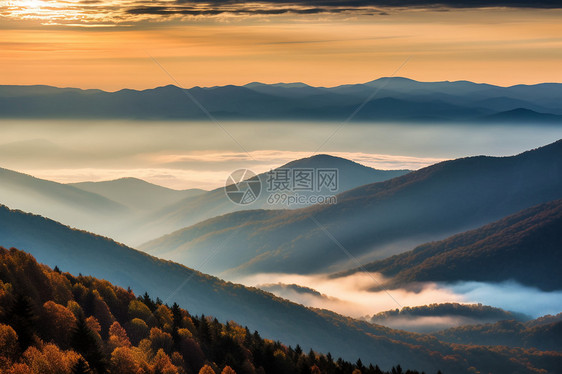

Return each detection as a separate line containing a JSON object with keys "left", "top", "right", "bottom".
{"left": 24, "top": 0, "right": 42, "bottom": 8}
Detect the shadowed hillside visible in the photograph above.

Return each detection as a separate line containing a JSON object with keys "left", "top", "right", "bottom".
{"left": 0, "top": 247, "right": 430, "bottom": 374}
{"left": 130, "top": 154, "right": 409, "bottom": 246}
{"left": 141, "top": 140, "right": 562, "bottom": 277}
{"left": 1, "top": 206, "right": 560, "bottom": 373}
{"left": 341, "top": 199, "right": 562, "bottom": 291}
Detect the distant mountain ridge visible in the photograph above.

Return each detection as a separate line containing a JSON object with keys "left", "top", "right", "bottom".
{"left": 0, "top": 166, "right": 130, "bottom": 234}
{"left": 0, "top": 155, "right": 406, "bottom": 246}
{"left": 140, "top": 140, "right": 562, "bottom": 277}
{"left": 2, "top": 78, "right": 562, "bottom": 121}
{"left": 340, "top": 199, "right": 562, "bottom": 291}
{"left": 130, "top": 154, "right": 409, "bottom": 245}
{"left": 70, "top": 177, "right": 205, "bottom": 213}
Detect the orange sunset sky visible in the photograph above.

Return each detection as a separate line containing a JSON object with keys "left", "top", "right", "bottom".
{"left": 1, "top": 1, "right": 562, "bottom": 90}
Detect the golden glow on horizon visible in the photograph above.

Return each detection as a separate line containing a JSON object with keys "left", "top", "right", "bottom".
{"left": 1, "top": 7, "right": 561, "bottom": 88}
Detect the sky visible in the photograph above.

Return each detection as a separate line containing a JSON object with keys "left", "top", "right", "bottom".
{"left": 1, "top": 1, "right": 562, "bottom": 90}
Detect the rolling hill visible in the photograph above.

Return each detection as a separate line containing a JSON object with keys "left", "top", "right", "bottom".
{"left": 140, "top": 139, "right": 562, "bottom": 277}
{"left": 129, "top": 154, "right": 409, "bottom": 245}
{"left": 70, "top": 177, "right": 205, "bottom": 213}
{"left": 0, "top": 167, "right": 129, "bottom": 235}
{"left": 368, "top": 303, "right": 530, "bottom": 333}
{"left": 340, "top": 199, "right": 562, "bottom": 291}
{"left": 432, "top": 314, "right": 562, "bottom": 351}
{"left": 0, "top": 206, "right": 560, "bottom": 373}
{"left": 0, "top": 246, "right": 426, "bottom": 374}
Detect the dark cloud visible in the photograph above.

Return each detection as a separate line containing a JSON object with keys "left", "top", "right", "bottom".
{"left": 127, "top": 0, "right": 562, "bottom": 18}
{"left": 174, "top": 0, "right": 562, "bottom": 8}
{"left": 127, "top": 5, "right": 352, "bottom": 16}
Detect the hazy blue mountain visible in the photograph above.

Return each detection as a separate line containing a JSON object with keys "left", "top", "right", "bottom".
{"left": 140, "top": 140, "right": 562, "bottom": 277}
{"left": 480, "top": 108, "right": 562, "bottom": 123}
{"left": 1, "top": 205, "right": 554, "bottom": 373}
{"left": 0, "top": 166, "right": 130, "bottom": 235}
{"left": 339, "top": 199, "right": 562, "bottom": 291}
{"left": 2, "top": 78, "right": 562, "bottom": 121}
{"left": 130, "top": 154, "right": 409, "bottom": 246}
{"left": 70, "top": 177, "right": 205, "bottom": 213}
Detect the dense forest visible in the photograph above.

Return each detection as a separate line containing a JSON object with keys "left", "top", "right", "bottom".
{"left": 432, "top": 317, "right": 562, "bottom": 351}
{"left": 370, "top": 303, "right": 528, "bottom": 322}
{"left": 352, "top": 199, "right": 562, "bottom": 291}
{"left": 0, "top": 247, "right": 433, "bottom": 374}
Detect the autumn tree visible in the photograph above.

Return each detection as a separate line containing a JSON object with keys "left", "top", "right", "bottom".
{"left": 0, "top": 323, "right": 18, "bottom": 369}
{"left": 152, "top": 348, "right": 179, "bottom": 374}
{"left": 16, "top": 343, "right": 81, "bottom": 374}
{"left": 125, "top": 318, "right": 149, "bottom": 345}
{"left": 40, "top": 301, "right": 77, "bottom": 348}
{"left": 149, "top": 327, "right": 174, "bottom": 355}
{"left": 199, "top": 364, "right": 216, "bottom": 374}
{"left": 221, "top": 366, "right": 236, "bottom": 374}
{"left": 108, "top": 321, "right": 131, "bottom": 351}
{"left": 110, "top": 346, "right": 140, "bottom": 374}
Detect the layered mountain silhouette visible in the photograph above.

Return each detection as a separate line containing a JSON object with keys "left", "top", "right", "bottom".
{"left": 339, "top": 199, "right": 562, "bottom": 291}
{"left": 140, "top": 140, "right": 562, "bottom": 276}
{"left": 1, "top": 205, "right": 561, "bottom": 373}
{"left": 2, "top": 78, "right": 562, "bottom": 121}
{"left": 3, "top": 205, "right": 558, "bottom": 373}
{"left": 129, "top": 155, "right": 409, "bottom": 245}
{"left": 0, "top": 156, "right": 406, "bottom": 246}
{"left": 0, "top": 168, "right": 204, "bottom": 243}
{"left": 0, "top": 167, "right": 129, "bottom": 234}
{"left": 70, "top": 177, "right": 205, "bottom": 213}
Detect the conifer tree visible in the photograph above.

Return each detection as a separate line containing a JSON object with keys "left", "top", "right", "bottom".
{"left": 72, "top": 357, "right": 91, "bottom": 374}
{"left": 71, "top": 316, "right": 107, "bottom": 373}
{"left": 6, "top": 293, "right": 36, "bottom": 352}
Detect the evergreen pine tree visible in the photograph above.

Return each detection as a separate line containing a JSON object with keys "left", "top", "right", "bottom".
{"left": 141, "top": 292, "right": 156, "bottom": 311}
{"left": 356, "top": 358, "right": 364, "bottom": 371}
{"left": 171, "top": 302, "right": 182, "bottom": 328}
{"left": 71, "top": 316, "right": 107, "bottom": 373}
{"left": 72, "top": 357, "right": 91, "bottom": 374}
{"left": 6, "top": 293, "right": 36, "bottom": 352}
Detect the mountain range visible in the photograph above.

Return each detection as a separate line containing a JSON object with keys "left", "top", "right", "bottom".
{"left": 2, "top": 78, "right": 562, "bottom": 122}
{"left": 339, "top": 199, "right": 562, "bottom": 291}
{"left": 129, "top": 155, "right": 409, "bottom": 245}
{"left": 2, "top": 139, "right": 562, "bottom": 373}
{"left": 0, "top": 156, "right": 407, "bottom": 246}
{"left": 1, "top": 206, "right": 561, "bottom": 373}
{"left": 140, "top": 139, "right": 562, "bottom": 277}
